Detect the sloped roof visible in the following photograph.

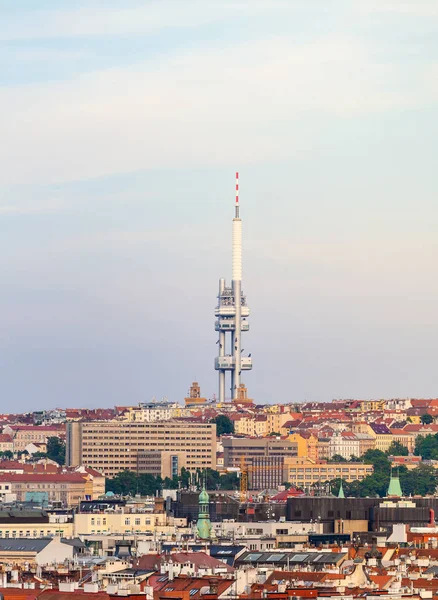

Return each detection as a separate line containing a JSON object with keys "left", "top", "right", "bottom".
{"left": 0, "top": 538, "right": 52, "bottom": 552}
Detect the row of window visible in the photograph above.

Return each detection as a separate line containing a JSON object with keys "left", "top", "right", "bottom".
{"left": 0, "top": 530, "right": 65, "bottom": 538}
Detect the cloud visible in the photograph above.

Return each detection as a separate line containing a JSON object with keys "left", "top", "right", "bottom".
{"left": 0, "top": 202, "right": 64, "bottom": 216}
{"left": 1, "top": 32, "right": 436, "bottom": 186}
{"left": 357, "top": 0, "right": 438, "bottom": 16}
{"left": 0, "top": 1, "right": 291, "bottom": 41}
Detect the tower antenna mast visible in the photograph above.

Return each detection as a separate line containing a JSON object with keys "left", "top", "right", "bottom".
{"left": 214, "top": 172, "right": 252, "bottom": 402}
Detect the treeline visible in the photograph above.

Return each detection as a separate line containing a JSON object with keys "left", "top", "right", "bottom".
{"left": 105, "top": 467, "right": 239, "bottom": 496}
{"left": 328, "top": 446, "right": 438, "bottom": 498}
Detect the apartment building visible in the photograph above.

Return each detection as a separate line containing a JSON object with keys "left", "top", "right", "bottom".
{"left": 222, "top": 437, "right": 298, "bottom": 469}
{"left": 368, "top": 423, "right": 393, "bottom": 452}
{"left": 0, "top": 434, "right": 13, "bottom": 453}
{"left": 66, "top": 419, "right": 216, "bottom": 477}
{"left": 0, "top": 472, "right": 96, "bottom": 507}
{"left": 284, "top": 457, "right": 374, "bottom": 488}
{"left": 118, "top": 402, "right": 180, "bottom": 422}
{"left": 329, "top": 432, "right": 360, "bottom": 460}
{"left": 287, "top": 432, "right": 318, "bottom": 461}
{"left": 3, "top": 425, "right": 65, "bottom": 452}
{"left": 74, "top": 510, "right": 187, "bottom": 536}
{"left": 389, "top": 430, "right": 415, "bottom": 453}
{"left": 0, "top": 511, "right": 74, "bottom": 539}
{"left": 234, "top": 415, "right": 268, "bottom": 437}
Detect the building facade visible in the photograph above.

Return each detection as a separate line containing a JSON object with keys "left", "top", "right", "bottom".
{"left": 284, "top": 457, "right": 374, "bottom": 489}
{"left": 3, "top": 425, "right": 65, "bottom": 452}
{"left": 222, "top": 437, "right": 298, "bottom": 469}
{"left": 66, "top": 419, "right": 217, "bottom": 477}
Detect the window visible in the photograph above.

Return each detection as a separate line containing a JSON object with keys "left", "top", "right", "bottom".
{"left": 125, "top": 518, "right": 130, "bottom": 526}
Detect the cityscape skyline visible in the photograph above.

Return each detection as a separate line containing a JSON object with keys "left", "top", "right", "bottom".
{"left": 1, "top": 1, "right": 438, "bottom": 409}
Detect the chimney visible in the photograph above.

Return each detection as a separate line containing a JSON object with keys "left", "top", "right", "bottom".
{"left": 209, "top": 578, "right": 219, "bottom": 595}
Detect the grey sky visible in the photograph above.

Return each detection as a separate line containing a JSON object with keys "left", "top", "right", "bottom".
{"left": 1, "top": 1, "right": 438, "bottom": 409}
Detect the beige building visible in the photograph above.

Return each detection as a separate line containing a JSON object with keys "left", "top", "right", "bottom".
{"left": 0, "top": 434, "right": 13, "bottom": 453}
{"left": 74, "top": 511, "right": 187, "bottom": 536}
{"left": 389, "top": 430, "right": 415, "bottom": 453}
{"left": 137, "top": 450, "right": 187, "bottom": 479}
{"left": 234, "top": 415, "right": 268, "bottom": 437}
{"left": 0, "top": 472, "right": 99, "bottom": 507}
{"left": 265, "top": 411, "right": 294, "bottom": 435}
{"left": 66, "top": 419, "right": 216, "bottom": 477}
{"left": 0, "top": 514, "right": 74, "bottom": 540}
{"left": 3, "top": 425, "right": 64, "bottom": 452}
{"left": 284, "top": 457, "right": 374, "bottom": 488}
{"left": 222, "top": 437, "right": 298, "bottom": 469}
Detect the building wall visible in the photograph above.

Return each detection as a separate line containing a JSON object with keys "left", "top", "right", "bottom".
{"left": 74, "top": 511, "right": 180, "bottom": 535}
{"left": 66, "top": 420, "right": 216, "bottom": 477}
{"left": 0, "top": 521, "right": 74, "bottom": 539}
{"left": 390, "top": 433, "right": 415, "bottom": 453}
{"left": 11, "top": 478, "right": 87, "bottom": 506}
{"left": 222, "top": 438, "right": 298, "bottom": 469}
{"left": 284, "top": 457, "right": 374, "bottom": 489}
{"left": 328, "top": 435, "right": 361, "bottom": 460}
{"left": 287, "top": 434, "right": 308, "bottom": 458}
{"left": 3, "top": 426, "right": 64, "bottom": 452}
{"left": 66, "top": 422, "right": 82, "bottom": 467}
{"left": 137, "top": 450, "right": 187, "bottom": 479}
{"left": 234, "top": 417, "right": 268, "bottom": 437}
{"left": 248, "top": 456, "right": 284, "bottom": 490}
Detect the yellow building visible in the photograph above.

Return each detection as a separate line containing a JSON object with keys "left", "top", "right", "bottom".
{"left": 288, "top": 432, "right": 318, "bottom": 461}
{"left": 266, "top": 412, "right": 295, "bottom": 435}
{"left": 74, "top": 511, "right": 187, "bottom": 536}
{"left": 0, "top": 514, "right": 74, "bottom": 539}
{"left": 360, "top": 400, "right": 384, "bottom": 412}
{"left": 284, "top": 457, "right": 374, "bottom": 488}
{"left": 234, "top": 415, "right": 268, "bottom": 437}
{"left": 367, "top": 424, "right": 393, "bottom": 452}
{"left": 389, "top": 431, "right": 415, "bottom": 453}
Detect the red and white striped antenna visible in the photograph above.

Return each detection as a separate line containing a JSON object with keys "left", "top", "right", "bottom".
{"left": 235, "top": 171, "right": 240, "bottom": 218}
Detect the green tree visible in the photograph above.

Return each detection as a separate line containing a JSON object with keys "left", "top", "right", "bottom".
{"left": 362, "top": 449, "right": 391, "bottom": 473}
{"left": 329, "top": 454, "right": 347, "bottom": 463}
{"left": 46, "top": 437, "right": 66, "bottom": 465}
{"left": 349, "top": 455, "right": 363, "bottom": 462}
{"left": 415, "top": 434, "right": 438, "bottom": 460}
{"left": 210, "top": 415, "right": 234, "bottom": 436}
{"left": 359, "top": 471, "right": 390, "bottom": 497}
{"left": 106, "top": 470, "right": 138, "bottom": 495}
{"left": 0, "top": 450, "right": 13, "bottom": 460}
{"left": 219, "top": 471, "right": 239, "bottom": 490}
{"left": 163, "top": 476, "right": 179, "bottom": 489}
{"left": 421, "top": 414, "right": 434, "bottom": 425}
{"left": 180, "top": 467, "right": 190, "bottom": 489}
{"left": 400, "top": 464, "right": 438, "bottom": 496}
{"left": 386, "top": 441, "right": 409, "bottom": 456}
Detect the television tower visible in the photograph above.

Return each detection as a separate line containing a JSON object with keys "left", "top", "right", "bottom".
{"left": 214, "top": 173, "right": 252, "bottom": 402}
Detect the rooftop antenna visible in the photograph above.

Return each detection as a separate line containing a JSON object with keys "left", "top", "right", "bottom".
{"left": 235, "top": 171, "right": 239, "bottom": 218}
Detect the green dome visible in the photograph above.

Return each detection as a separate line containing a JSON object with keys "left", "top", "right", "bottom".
{"left": 199, "top": 488, "right": 209, "bottom": 504}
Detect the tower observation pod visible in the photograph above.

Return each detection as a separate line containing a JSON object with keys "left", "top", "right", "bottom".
{"left": 214, "top": 173, "right": 252, "bottom": 402}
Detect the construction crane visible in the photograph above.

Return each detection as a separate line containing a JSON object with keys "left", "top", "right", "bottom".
{"left": 240, "top": 456, "right": 248, "bottom": 502}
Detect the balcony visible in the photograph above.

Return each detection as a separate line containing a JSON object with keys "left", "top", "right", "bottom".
{"left": 215, "top": 319, "right": 250, "bottom": 332}
{"left": 215, "top": 305, "right": 250, "bottom": 318}
{"left": 241, "top": 357, "right": 252, "bottom": 370}
{"left": 215, "top": 356, "right": 235, "bottom": 370}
